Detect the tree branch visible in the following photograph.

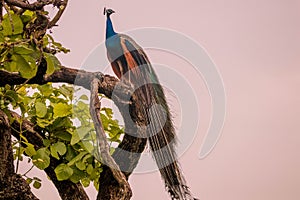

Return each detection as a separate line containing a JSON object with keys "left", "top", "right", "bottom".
{"left": 0, "top": 67, "right": 124, "bottom": 98}
{"left": 4, "top": 0, "right": 54, "bottom": 11}
{"left": 90, "top": 78, "right": 132, "bottom": 200}
{"left": 48, "top": 0, "right": 68, "bottom": 28}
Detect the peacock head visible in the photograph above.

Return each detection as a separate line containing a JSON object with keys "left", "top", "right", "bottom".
{"left": 103, "top": 7, "right": 115, "bottom": 17}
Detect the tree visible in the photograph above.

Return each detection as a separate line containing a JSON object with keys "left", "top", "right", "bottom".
{"left": 0, "top": 1, "right": 148, "bottom": 199}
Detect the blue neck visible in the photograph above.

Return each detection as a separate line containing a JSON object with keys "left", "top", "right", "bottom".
{"left": 106, "top": 16, "right": 116, "bottom": 39}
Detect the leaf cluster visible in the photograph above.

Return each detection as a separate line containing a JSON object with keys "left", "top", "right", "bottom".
{"left": 0, "top": 10, "right": 69, "bottom": 79}
{"left": 0, "top": 8, "right": 123, "bottom": 191}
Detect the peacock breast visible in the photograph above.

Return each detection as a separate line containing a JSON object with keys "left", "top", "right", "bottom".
{"left": 105, "top": 34, "right": 124, "bottom": 61}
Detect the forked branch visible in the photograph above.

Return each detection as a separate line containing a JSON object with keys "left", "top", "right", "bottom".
{"left": 90, "top": 77, "right": 132, "bottom": 200}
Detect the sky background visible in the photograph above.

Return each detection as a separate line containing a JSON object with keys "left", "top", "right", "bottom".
{"left": 19, "top": 0, "right": 300, "bottom": 199}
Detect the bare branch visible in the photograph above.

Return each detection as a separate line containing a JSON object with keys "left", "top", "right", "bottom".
{"left": 4, "top": 0, "right": 54, "bottom": 11}
{"left": 0, "top": 67, "right": 129, "bottom": 99}
{"left": 90, "top": 78, "right": 132, "bottom": 200}
{"left": 48, "top": 0, "right": 68, "bottom": 28}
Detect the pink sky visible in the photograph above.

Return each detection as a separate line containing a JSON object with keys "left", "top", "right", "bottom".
{"left": 19, "top": 0, "right": 300, "bottom": 199}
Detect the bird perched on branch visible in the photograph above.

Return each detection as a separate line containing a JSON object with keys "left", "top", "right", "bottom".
{"left": 104, "top": 8, "right": 196, "bottom": 200}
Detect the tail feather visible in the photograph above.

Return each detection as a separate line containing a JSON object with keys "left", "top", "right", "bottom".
{"left": 118, "top": 44, "right": 196, "bottom": 199}
{"left": 137, "top": 83, "right": 195, "bottom": 200}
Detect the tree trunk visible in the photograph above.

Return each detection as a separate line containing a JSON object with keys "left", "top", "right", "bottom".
{"left": 0, "top": 110, "right": 39, "bottom": 200}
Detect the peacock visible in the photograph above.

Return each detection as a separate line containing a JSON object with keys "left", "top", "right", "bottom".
{"left": 104, "top": 8, "right": 196, "bottom": 200}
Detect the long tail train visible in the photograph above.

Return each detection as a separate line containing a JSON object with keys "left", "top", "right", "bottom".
{"left": 104, "top": 8, "right": 197, "bottom": 200}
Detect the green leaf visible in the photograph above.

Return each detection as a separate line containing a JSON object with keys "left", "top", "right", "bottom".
{"left": 24, "top": 143, "right": 37, "bottom": 156}
{"left": 53, "top": 102, "right": 72, "bottom": 118}
{"left": 81, "top": 141, "right": 94, "bottom": 153}
{"left": 44, "top": 53, "right": 61, "bottom": 75}
{"left": 75, "top": 160, "right": 86, "bottom": 170}
{"left": 50, "top": 142, "right": 66, "bottom": 159}
{"left": 51, "top": 117, "right": 73, "bottom": 129}
{"left": 71, "top": 126, "right": 92, "bottom": 145}
{"left": 50, "top": 147, "right": 59, "bottom": 159}
{"left": 81, "top": 177, "right": 90, "bottom": 187}
{"left": 100, "top": 113, "right": 109, "bottom": 130}
{"left": 23, "top": 10, "right": 35, "bottom": 17}
{"left": 2, "top": 14, "right": 24, "bottom": 36}
{"left": 4, "top": 60, "right": 17, "bottom": 72}
{"left": 54, "top": 131, "right": 72, "bottom": 141}
{"left": 65, "top": 145, "right": 77, "bottom": 161}
{"left": 79, "top": 94, "right": 89, "bottom": 101}
{"left": 67, "top": 152, "right": 88, "bottom": 166}
{"left": 32, "top": 148, "right": 50, "bottom": 170}
{"left": 109, "top": 147, "right": 115, "bottom": 155}
{"left": 86, "top": 164, "right": 93, "bottom": 175}
{"left": 94, "top": 179, "right": 99, "bottom": 191}
{"left": 35, "top": 101, "right": 47, "bottom": 118}
{"left": 5, "top": 90, "right": 18, "bottom": 106}
{"left": 36, "top": 118, "right": 54, "bottom": 128}
{"left": 69, "top": 167, "right": 86, "bottom": 183}
{"left": 0, "top": 33, "right": 4, "bottom": 42}
{"left": 21, "top": 10, "right": 34, "bottom": 24}
{"left": 13, "top": 146, "right": 24, "bottom": 160}
{"left": 82, "top": 154, "right": 92, "bottom": 163}
{"left": 102, "top": 107, "right": 113, "bottom": 119}
{"left": 43, "top": 139, "right": 51, "bottom": 147}
{"left": 42, "top": 35, "right": 49, "bottom": 47}
{"left": 13, "top": 45, "right": 35, "bottom": 55}
{"left": 54, "top": 163, "right": 73, "bottom": 181}
{"left": 11, "top": 54, "right": 35, "bottom": 79}
{"left": 33, "top": 181, "right": 41, "bottom": 189}
{"left": 26, "top": 178, "right": 33, "bottom": 184}
{"left": 75, "top": 101, "right": 88, "bottom": 111}
{"left": 22, "top": 54, "right": 38, "bottom": 76}
{"left": 37, "top": 84, "right": 53, "bottom": 96}
{"left": 89, "top": 168, "right": 99, "bottom": 180}
{"left": 54, "top": 142, "right": 67, "bottom": 155}
{"left": 59, "top": 85, "right": 74, "bottom": 99}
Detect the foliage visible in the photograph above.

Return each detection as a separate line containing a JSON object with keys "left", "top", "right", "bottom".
{"left": 0, "top": 9, "right": 124, "bottom": 191}
{"left": 0, "top": 10, "right": 66, "bottom": 78}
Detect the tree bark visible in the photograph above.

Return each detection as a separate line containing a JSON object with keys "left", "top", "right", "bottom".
{"left": 0, "top": 110, "right": 39, "bottom": 200}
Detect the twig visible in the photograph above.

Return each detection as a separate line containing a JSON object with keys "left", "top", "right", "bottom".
{"left": 89, "top": 77, "right": 132, "bottom": 200}
{"left": 4, "top": 0, "right": 54, "bottom": 11}
{"left": 22, "top": 165, "right": 34, "bottom": 177}
{"left": 48, "top": 0, "right": 68, "bottom": 28}
{"left": 9, "top": 4, "right": 19, "bottom": 13}
{"left": 15, "top": 114, "right": 24, "bottom": 174}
